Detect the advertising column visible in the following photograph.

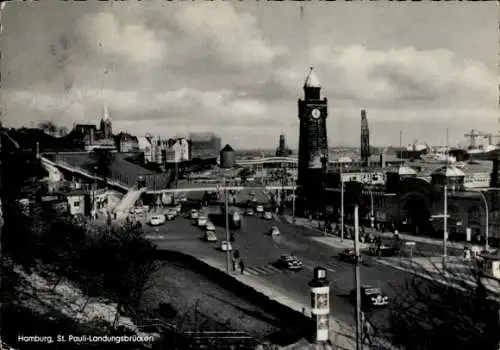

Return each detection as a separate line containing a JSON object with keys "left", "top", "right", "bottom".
{"left": 308, "top": 267, "right": 330, "bottom": 343}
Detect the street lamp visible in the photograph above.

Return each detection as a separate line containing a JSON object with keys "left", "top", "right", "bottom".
{"left": 220, "top": 145, "right": 235, "bottom": 274}
{"left": 340, "top": 171, "right": 345, "bottom": 241}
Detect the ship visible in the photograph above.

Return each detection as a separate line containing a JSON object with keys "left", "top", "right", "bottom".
{"left": 388, "top": 140, "right": 430, "bottom": 160}
{"left": 420, "top": 149, "right": 457, "bottom": 164}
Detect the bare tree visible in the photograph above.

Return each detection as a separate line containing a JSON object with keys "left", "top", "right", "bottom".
{"left": 385, "top": 257, "right": 500, "bottom": 350}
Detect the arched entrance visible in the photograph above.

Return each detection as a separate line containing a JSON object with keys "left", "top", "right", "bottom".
{"left": 400, "top": 192, "right": 432, "bottom": 234}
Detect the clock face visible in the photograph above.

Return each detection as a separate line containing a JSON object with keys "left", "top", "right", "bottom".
{"left": 311, "top": 108, "right": 321, "bottom": 119}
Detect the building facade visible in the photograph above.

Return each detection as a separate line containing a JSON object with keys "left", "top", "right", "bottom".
{"left": 297, "top": 67, "right": 329, "bottom": 213}
{"left": 189, "top": 132, "right": 221, "bottom": 160}
{"left": 73, "top": 105, "right": 115, "bottom": 151}
{"left": 115, "top": 132, "right": 139, "bottom": 153}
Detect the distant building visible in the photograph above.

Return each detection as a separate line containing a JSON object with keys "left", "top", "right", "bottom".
{"left": 276, "top": 133, "right": 292, "bottom": 157}
{"left": 189, "top": 132, "right": 221, "bottom": 160}
{"left": 73, "top": 105, "right": 116, "bottom": 151}
{"left": 166, "top": 138, "right": 190, "bottom": 164}
{"left": 137, "top": 136, "right": 153, "bottom": 163}
{"left": 115, "top": 132, "right": 139, "bottom": 153}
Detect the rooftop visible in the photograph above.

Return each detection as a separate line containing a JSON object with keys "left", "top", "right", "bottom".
{"left": 431, "top": 165, "right": 466, "bottom": 177}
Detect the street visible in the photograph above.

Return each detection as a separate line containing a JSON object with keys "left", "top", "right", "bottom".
{"left": 143, "top": 190, "right": 424, "bottom": 337}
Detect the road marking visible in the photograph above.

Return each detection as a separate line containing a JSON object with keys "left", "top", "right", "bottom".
{"left": 245, "top": 265, "right": 282, "bottom": 276}
{"left": 144, "top": 235, "right": 165, "bottom": 239}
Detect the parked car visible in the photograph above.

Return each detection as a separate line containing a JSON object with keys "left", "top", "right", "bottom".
{"left": 197, "top": 216, "right": 208, "bottom": 227}
{"left": 190, "top": 209, "right": 199, "bottom": 220}
{"left": 205, "top": 221, "right": 216, "bottom": 231}
{"left": 368, "top": 244, "right": 400, "bottom": 257}
{"left": 221, "top": 240, "right": 232, "bottom": 252}
{"left": 349, "top": 286, "right": 389, "bottom": 308}
{"left": 338, "top": 248, "right": 361, "bottom": 263}
{"left": 256, "top": 205, "right": 264, "bottom": 213}
{"left": 165, "top": 209, "right": 176, "bottom": 221}
{"left": 269, "top": 226, "right": 280, "bottom": 236}
{"left": 276, "top": 255, "right": 303, "bottom": 271}
{"left": 205, "top": 230, "right": 217, "bottom": 242}
{"left": 246, "top": 208, "right": 254, "bottom": 216}
{"left": 174, "top": 204, "right": 182, "bottom": 213}
{"left": 149, "top": 214, "right": 166, "bottom": 226}
{"left": 263, "top": 211, "right": 273, "bottom": 220}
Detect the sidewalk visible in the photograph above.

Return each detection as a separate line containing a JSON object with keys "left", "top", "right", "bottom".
{"left": 198, "top": 256, "right": 395, "bottom": 350}
{"left": 283, "top": 215, "right": 487, "bottom": 253}
{"left": 375, "top": 256, "right": 478, "bottom": 290}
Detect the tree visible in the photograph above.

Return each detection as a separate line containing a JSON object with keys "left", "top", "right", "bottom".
{"left": 238, "top": 167, "right": 253, "bottom": 185}
{"left": 386, "top": 259, "right": 500, "bottom": 350}
{"left": 38, "top": 121, "right": 57, "bottom": 136}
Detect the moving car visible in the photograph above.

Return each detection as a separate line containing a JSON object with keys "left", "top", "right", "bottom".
{"left": 245, "top": 208, "right": 254, "bottom": 216}
{"left": 197, "top": 216, "right": 208, "bottom": 227}
{"left": 368, "top": 243, "right": 400, "bottom": 257}
{"left": 269, "top": 226, "right": 280, "bottom": 236}
{"left": 350, "top": 286, "right": 389, "bottom": 308}
{"left": 255, "top": 205, "right": 264, "bottom": 213}
{"left": 276, "top": 255, "right": 303, "bottom": 271}
{"left": 149, "top": 214, "right": 166, "bottom": 226}
{"left": 338, "top": 248, "right": 361, "bottom": 263}
{"left": 205, "top": 221, "right": 216, "bottom": 231}
{"left": 190, "top": 209, "right": 199, "bottom": 220}
{"left": 263, "top": 211, "right": 273, "bottom": 220}
{"left": 205, "top": 230, "right": 217, "bottom": 242}
{"left": 221, "top": 240, "right": 232, "bottom": 252}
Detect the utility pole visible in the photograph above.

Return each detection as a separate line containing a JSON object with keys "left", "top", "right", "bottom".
{"left": 354, "top": 204, "right": 362, "bottom": 350}
{"left": 224, "top": 174, "right": 230, "bottom": 274}
{"left": 443, "top": 184, "right": 448, "bottom": 271}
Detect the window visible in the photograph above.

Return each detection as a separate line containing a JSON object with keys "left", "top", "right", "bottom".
{"left": 73, "top": 201, "right": 80, "bottom": 208}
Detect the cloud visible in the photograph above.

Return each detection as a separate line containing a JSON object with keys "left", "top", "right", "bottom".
{"left": 309, "top": 45, "right": 497, "bottom": 108}
{"left": 78, "top": 12, "right": 167, "bottom": 65}
{"left": 2, "top": 87, "right": 269, "bottom": 129}
{"left": 172, "top": 3, "right": 286, "bottom": 68}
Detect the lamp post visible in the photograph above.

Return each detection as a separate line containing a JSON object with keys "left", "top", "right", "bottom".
{"left": 353, "top": 204, "right": 362, "bottom": 350}
{"left": 370, "top": 191, "right": 374, "bottom": 230}
{"left": 341, "top": 174, "right": 345, "bottom": 241}
{"left": 220, "top": 145, "right": 235, "bottom": 274}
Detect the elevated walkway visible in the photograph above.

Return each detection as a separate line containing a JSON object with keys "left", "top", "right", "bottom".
{"left": 112, "top": 187, "right": 148, "bottom": 219}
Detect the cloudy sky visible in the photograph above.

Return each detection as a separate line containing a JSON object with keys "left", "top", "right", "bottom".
{"left": 1, "top": 1, "right": 498, "bottom": 149}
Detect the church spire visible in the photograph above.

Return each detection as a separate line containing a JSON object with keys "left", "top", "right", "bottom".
{"left": 103, "top": 103, "right": 111, "bottom": 121}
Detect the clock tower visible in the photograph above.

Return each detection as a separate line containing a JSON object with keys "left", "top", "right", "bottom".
{"left": 297, "top": 67, "right": 329, "bottom": 212}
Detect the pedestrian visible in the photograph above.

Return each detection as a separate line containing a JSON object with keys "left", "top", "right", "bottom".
{"left": 232, "top": 258, "right": 237, "bottom": 272}
{"left": 394, "top": 229, "right": 400, "bottom": 240}
{"left": 361, "top": 312, "right": 375, "bottom": 346}
{"left": 239, "top": 260, "right": 245, "bottom": 274}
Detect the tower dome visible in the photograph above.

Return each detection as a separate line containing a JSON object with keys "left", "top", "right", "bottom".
{"left": 304, "top": 67, "right": 321, "bottom": 88}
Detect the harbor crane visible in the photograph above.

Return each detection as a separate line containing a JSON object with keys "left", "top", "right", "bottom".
{"left": 483, "top": 133, "right": 500, "bottom": 146}
{"left": 464, "top": 129, "right": 484, "bottom": 148}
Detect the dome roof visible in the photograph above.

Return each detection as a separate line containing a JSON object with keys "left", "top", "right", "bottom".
{"left": 304, "top": 67, "right": 321, "bottom": 88}
{"left": 431, "top": 165, "right": 465, "bottom": 177}
{"left": 398, "top": 166, "right": 417, "bottom": 176}
{"left": 220, "top": 144, "right": 234, "bottom": 152}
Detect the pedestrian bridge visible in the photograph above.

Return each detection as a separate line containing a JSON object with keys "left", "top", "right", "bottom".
{"left": 236, "top": 156, "right": 298, "bottom": 166}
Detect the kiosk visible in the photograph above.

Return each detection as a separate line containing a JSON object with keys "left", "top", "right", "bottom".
{"left": 308, "top": 267, "right": 330, "bottom": 343}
